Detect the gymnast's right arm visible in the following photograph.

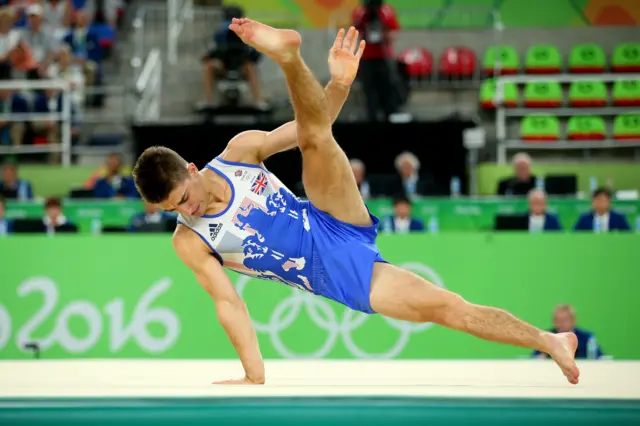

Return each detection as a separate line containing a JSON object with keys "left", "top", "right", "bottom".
{"left": 172, "top": 226, "right": 265, "bottom": 384}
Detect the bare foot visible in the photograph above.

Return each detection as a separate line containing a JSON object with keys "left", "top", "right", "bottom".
{"left": 229, "top": 18, "right": 301, "bottom": 63}
{"left": 544, "top": 332, "right": 580, "bottom": 384}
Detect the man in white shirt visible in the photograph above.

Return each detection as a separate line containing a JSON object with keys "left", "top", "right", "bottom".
{"left": 22, "top": 3, "right": 60, "bottom": 76}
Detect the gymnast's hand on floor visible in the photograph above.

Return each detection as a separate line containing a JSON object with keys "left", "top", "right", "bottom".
{"left": 213, "top": 376, "right": 265, "bottom": 385}
{"left": 328, "top": 26, "right": 366, "bottom": 87}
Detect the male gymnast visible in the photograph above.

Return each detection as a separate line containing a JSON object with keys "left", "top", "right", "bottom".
{"left": 132, "top": 21, "right": 579, "bottom": 385}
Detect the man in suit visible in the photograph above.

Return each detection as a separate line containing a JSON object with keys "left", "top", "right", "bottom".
{"left": 128, "top": 201, "right": 176, "bottom": 232}
{"left": 93, "top": 152, "right": 139, "bottom": 199}
{"left": 43, "top": 196, "right": 77, "bottom": 232}
{"left": 380, "top": 193, "right": 425, "bottom": 233}
{"left": 497, "top": 152, "right": 537, "bottom": 196}
{"left": 532, "top": 304, "right": 604, "bottom": 360}
{"left": 0, "top": 162, "right": 33, "bottom": 200}
{"left": 574, "top": 187, "right": 631, "bottom": 232}
{"left": 349, "top": 158, "right": 370, "bottom": 200}
{"left": 527, "top": 189, "right": 562, "bottom": 232}
{"left": 392, "top": 151, "right": 438, "bottom": 197}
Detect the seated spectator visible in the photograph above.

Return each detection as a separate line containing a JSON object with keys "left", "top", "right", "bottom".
{"left": 350, "top": 158, "right": 370, "bottom": 200}
{"left": 48, "top": 44, "right": 84, "bottom": 110}
{"left": 532, "top": 304, "right": 604, "bottom": 360}
{"left": 43, "top": 0, "right": 73, "bottom": 40}
{"left": 574, "top": 187, "right": 631, "bottom": 232}
{"left": 128, "top": 201, "right": 175, "bottom": 232}
{"left": 527, "top": 189, "right": 562, "bottom": 232}
{"left": 380, "top": 193, "right": 425, "bottom": 233}
{"left": 199, "top": 6, "right": 265, "bottom": 109}
{"left": 63, "top": 9, "right": 101, "bottom": 92}
{"left": 20, "top": 3, "right": 60, "bottom": 78}
{"left": 93, "top": 152, "right": 138, "bottom": 198}
{"left": 72, "top": 0, "right": 119, "bottom": 29}
{"left": 32, "top": 87, "right": 63, "bottom": 146}
{"left": 0, "top": 194, "right": 11, "bottom": 234}
{"left": 0, "top": 7, "right": 21, "bottom": 67}
{"left": 0, "top": 72, "right": 29, "bottom": 146}
{"left": 43, "top": 195, "right": 77, "bottom": 232}
{"left": 497, "top": 153, "right": 537, "bottom": 196}
{"left": 0, "top": 161, "right": 33, "bottom": 199}
{"left": 393, "top": 151, "right": 436, "bottom": 197}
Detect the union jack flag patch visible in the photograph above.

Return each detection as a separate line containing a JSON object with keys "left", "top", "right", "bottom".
{"left": 251, "top": 172, "right": 268, "bottom": 195}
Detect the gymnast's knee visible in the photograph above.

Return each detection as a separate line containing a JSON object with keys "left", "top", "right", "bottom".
{"left": 417, "top": 292, "right": 467, "bottom": 324}
{"left": 297, "top": 126, "right": 334, "bottom": 152}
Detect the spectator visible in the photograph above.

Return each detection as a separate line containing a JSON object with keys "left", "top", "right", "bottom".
{"left": 393, "top": 151, "right": 435, "bottom": 197}
{"left": 72, "top": 0, "right": 119, "bottom": 28}
{"left": 574, "top": 187, "right": 631, "bottom": 232}
{"left": 93, "top": 152, "right": 138, "bottom": 198}
{"left": 21, "top": 3, "right": 60, "bottom": 78}
{"left": 380, "top": 193, "right": 425, "bottom": 233}
{"left": 43, "top": 195, "right": 77, "bottom": 231}
{"left": 63, "top": 9, "right": 101, "bottom": 92}
{"left": 0, "top": 161, "right": 33, "bottom": 199}
{"left": 128, "top": 201, "right": 175, "bottom": 232}
{"left": 0, "top": 7, "right": 21, "bottom": 67}
{"left": 43, "top": 0, "right": 74, "bottom": 40}
{"left": 0, "top": 73, "right": 29, "bottom": 146}
{"left": 0, "top": 194, "right": 11, "bottom": 234}
{"left": 527, "top": 189, "right": 562, "bottom": 232}
{"left": 48, "top": 43, "right": 84, "bottom": 109}
{"left": 350, "top": 158, "right": 370, "bottom": 200}
{"left": 352, "top": 0, "right": 400, "bottom": 121}
{"left": 32, "top": 86, "right": 63, "bottom": 147}
{"left": 497, "top": 153, "right": 537, "bottom": 196}
{"left": 199, "top": 6, "right": 265, "bottom": 109}
{"left": 532, "top": 304, "right": 604, "bottom": 360}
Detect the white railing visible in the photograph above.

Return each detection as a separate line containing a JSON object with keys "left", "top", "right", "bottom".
{"left": 167, "top": 0, "right": 194, "bottom": 65}
{"left": 494, "top": 73, "right": 640, "bottom": 163}
{"left": 134, "top": 48, "right": 163, "bottom": 123}
{"left": 0, "top": 79, "right": 72, "bottom": 166}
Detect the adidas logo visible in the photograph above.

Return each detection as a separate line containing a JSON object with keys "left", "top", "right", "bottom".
{"left": 209, "top": 223, "right": 222, "bottom": 242}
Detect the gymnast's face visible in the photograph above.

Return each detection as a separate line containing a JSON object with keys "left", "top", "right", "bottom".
{"left": 160, "top": 164, "right": 208, "bottom": 217}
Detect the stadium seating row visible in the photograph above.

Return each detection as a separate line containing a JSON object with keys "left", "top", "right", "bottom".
{"left": 484, "top": 43, "right": 640, "bottom": 75}
{"left": 399, "top": 43, "right": 640, "bottom": 79}
{"left": 520, "top": 114, "right": 640, "bottom": 141}
{"left": 480, "top": 79, "right": 640, "bottom": 109}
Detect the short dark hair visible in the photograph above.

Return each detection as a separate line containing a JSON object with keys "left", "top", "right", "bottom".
{"left": 132, "top": 146, "right": 190, "bottom": 203}
{"left": 44, "top": 196, "right": 62, "bottom": 209}
{"left": 392, "top": 193, "right": 411, "bottom": 206}
{"left": 592, "top": 187, "right": 612, "bottom": 199}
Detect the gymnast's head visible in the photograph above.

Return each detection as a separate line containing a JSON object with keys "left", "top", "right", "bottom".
{"left": 133, "top": 146, "right": 209, "bottom": 217}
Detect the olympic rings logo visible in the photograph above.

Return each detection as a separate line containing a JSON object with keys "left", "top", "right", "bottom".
{"left": 235, "top": 262, "right": 445, "bottom": 359}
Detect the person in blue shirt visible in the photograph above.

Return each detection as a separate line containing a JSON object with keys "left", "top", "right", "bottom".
{"left": 0, "top": 194, "right": 12, "bottom": 234}
{"left": 533, "top": 304, "right": 604, "bottom": 360}
{"left": 128, "top": 201, "right": 176, "bottom": 232}
{"left": 93, "top": 153, "right": 139, "bottom": 198}
{"left": 0, "top": 162, "right": 33, "bottom": 200}
{"left": 526, "top": 189, "right": 562, "bottom": 232}
{"left": 381, "top": 193, "right": 425, "bottom": 233}
{"left": 574, "top": 187, "right": 631, "bottom": 232}
{"left": 63, "top": 10, "right": 102, "bottom": 90}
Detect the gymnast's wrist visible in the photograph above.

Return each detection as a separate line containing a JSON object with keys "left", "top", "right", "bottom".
{"left": 328, "top": 78, "right": 352, "bottom": 91}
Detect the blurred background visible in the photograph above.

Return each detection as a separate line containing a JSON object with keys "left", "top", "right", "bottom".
{"left": 0, "top": 0, "right": 638, "bottom": 362}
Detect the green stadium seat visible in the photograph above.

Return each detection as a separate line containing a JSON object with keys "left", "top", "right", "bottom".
{"left": 524, "top": 81, "right": 562, "bottom": 107}
{"left": 612, "top": 43, "right": 640, "bottom": 72}
{"left": 566, "top": 116, "right": 606, "bottom": 140}
{"left": 568, "top": 81, "right": 608, "bottom": 107}
{"left": 613, "top": 114, "right": 640, "bottom": 140}
{"left": 479, "top": 78, "right": 518, "bottom": 109}
{"left": 612, "top": 80, "right": 640, "bottom": 106}
{"left": 482, "top": 45, "right": 520, "bottom": 75}
{"left": 521, "top": 115, "right": 560, "bottom": 141}
{"left": 569, "top": 44, "right": 606, "bottom": 73}
{"left": 525, "top": 45, "right": 562, "bottom": 74}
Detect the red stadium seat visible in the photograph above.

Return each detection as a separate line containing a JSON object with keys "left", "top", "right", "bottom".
{"left": 439, "top": 47, "right": 477, "bottom": 78}
{"left": 398, "top": 47, "right": 433, "bottom": 78}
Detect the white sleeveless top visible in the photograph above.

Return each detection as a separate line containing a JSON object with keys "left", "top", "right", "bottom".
{"left": 178, "top": 157, "right": 315, "bottom": 292}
